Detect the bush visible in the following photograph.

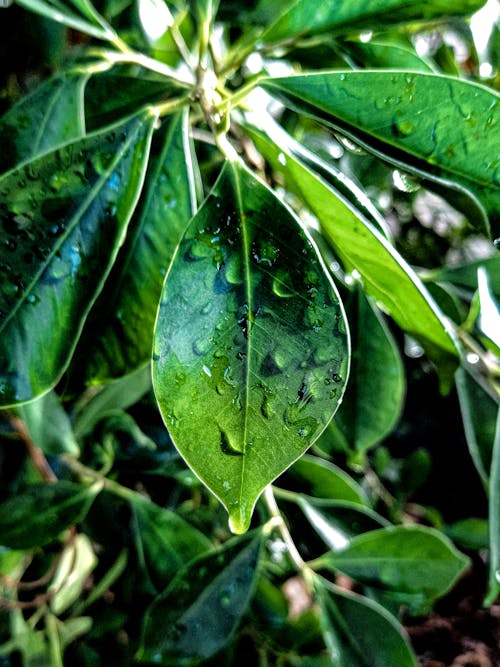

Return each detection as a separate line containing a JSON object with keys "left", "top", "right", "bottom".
{"left": 0, "top": 0, "right": 499, "bottom": 664}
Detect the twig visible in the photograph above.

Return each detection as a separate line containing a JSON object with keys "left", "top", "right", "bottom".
{"left": 7, "top": 414, "right": 57, "bottom": 483}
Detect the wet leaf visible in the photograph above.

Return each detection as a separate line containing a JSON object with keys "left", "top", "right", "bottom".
{"left": 152, "top": 159, "right": 350, "bottom": 533}
{"left": 138, "top": 531, "right": 261, "bottom": 665}
{"left": 74, "top": 110, "right": 197, "bottom": 383}
{"left": 314, "top": 576, "right": 417, "bottom": 667}
{"left": 0, "top": 72, "right": 86, "bottom": 173}
{"left": 320, "top": 525, "right": 470, "bottom": 603}
{"left": 245, "top": 116, "right": 457, "bottom": 368}
{"left": 262, "top": 71, "right": 500, "bottom": 236}
{"left": 281, "top": 454, "right": 367, "bottom": 505}
{"left": 254, "top": 0, "right": 486, "bottom": 44}
{"left": 131, "top": 497, "right": 212, "bottom": 591}
{"left": 334, "top": 287, "right": 405, "bottom": 459}
{"left": 0, "top": 108, "right": 156, "bottom": 406}
{"left": 0, "top": 482, "right": 101, "bottom": 549}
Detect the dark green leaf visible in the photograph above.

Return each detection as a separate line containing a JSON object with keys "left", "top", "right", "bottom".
{"left": 152, "top": 159, "right": 349, "bottom": 533}
{"left": 16, "top": 390, "right": 79, "bottom": 456}
{"left": 344, "top": 41, "right": 435, "bottom": 72}
{"left": 334, "top": 287, "right": 405, "bottom": 459}
{"left": 0, "top": 108, "right": 156, "bottom": 407}
{"left": 0, "top": 72, "right": 86, "bottom": 173}
{"left": 245, "top": 115, "right": 458, "bottom": 367}
{"left": 138, "top": 531, "right": 262, "bottom": 665}
{"left": 486, "top": 410, "right": 500, "bottom": 605}
{"left": 131, "top": 497, "right": 212, "bottom": 591}
{"left": 445, "top": 518, "right": 489, "bottom": 550}
{"left": 321, "top": 525, "right": 470, "bottom": 603}
{"left": 84, "top": 65, "right": 186, "bottom": 131}
{"left": 456, "top": 367, "right": 499, "bottom": 483}
{"left": 314, "top": 576, "right": 417, "bottom": 667}
{"left": 282, "top": 454, "right": 367, "bottom": 504}
{"left": 262, "top": 71, "right": 500, "bottom": 236}
{"left": 254, "top": 0, "right": 485, "bottom": 44}
{"left": 0, "top": 481, "right": 100, "bottom": 549}
{"left": 75, "top": 110, "right": 197, "bottom": 383}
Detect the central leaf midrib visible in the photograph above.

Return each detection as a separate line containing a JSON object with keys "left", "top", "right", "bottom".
{"left": 0, "top": 117, "right": 144, "bottom": 336}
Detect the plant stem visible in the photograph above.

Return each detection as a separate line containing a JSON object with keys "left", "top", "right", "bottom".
{"left": 61, "top": 457, "right": 141, "bottom": 504}
{"left": 263, "top": 486, "right": 306, "bottom": 572}
{"left": 7, "top": 414, "right": 56, "bottom": 483}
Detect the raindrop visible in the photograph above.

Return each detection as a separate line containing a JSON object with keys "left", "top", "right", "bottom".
{"left": 25, "top": 294, "right": 39, "bottom": 305}
{"left": 193, "top": 337, "right": 210, "bottom": 356}
{"left": 175, "top": 372, "right": 186, "bottom": 384}
{"left": 202, "top": 365, "right": 212, "bottom": 377}
{"left": 152, "top": 352, "right": 161, "bottom": 361}
{"left": 332, "top": 373, "right": 342, "bottom": 383}
{"left": 392, "top": 117, "right": 417, "bottom": 138}
{"left": 219, "top": 429, "right": 243, "bottom": 455}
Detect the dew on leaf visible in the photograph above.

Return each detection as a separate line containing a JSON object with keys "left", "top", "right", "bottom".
{"left": 219, "top": 429, "right": 244, "bottom": 456}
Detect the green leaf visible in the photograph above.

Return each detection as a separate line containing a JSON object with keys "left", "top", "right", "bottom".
{"left": 320, "top": 525, "right": 470, "bottom": 602}
{"left": 314, "top": 576, "right": 417, "bottom": 667}
{"left": 49, "top": 533, "right": 98, "bottom": 614}
{"left": 15, "top": 0, "right": 114, "bottom": 40}
{"left": 131, "top": 497, "right": 212, "bottom": 591}
{"left": 0, "top": 72, "right": 86, "bottom": 173}
{"left": 298, "top": 497, "right": 388, "bottom": 551}
{"left": 138, "top": 531, "right": 262, "bottom": 665}
{"left": 334, "top": 287, "right": 405, "bottom": 459}
{"left": 16, "top": 390, "right": 79, "bottom": 456}
{"left": 423, "top": 256, "right": 500, "bottom": 299}
{"left": 445, "top": 518, "right": 489, "bottom": 551}
{"left": 245, "top": 115, "right": 457, "bottom": 367}
{"left": 486, "top": 410, "right": 500, "bottom": 605}
{"left": 84, "top": 65, "right": 186, "bottom": 131}
{"left": 456, "top": 367, "right": 499, "bottom": 484}
{"left": 281, "top": 454, "right": 367, "bottom": 505}
{"left": 255, "top": 0, "right": 486, "bottom": 44}
{"left": 0, "top": 108, "right": 157, "bottom": 407}
{"left": 344, "top": 41, "right": 435, "bottom": 72}
{"left": 152, "top": 159, "right": 349, "bottom": 534}
{"left": 0, "top": 481, "right": 101, "bottom": 549}
{"left": 74, "top": 110, "right": 198, "bottom": 383}
{"left": 262, "top": 71, "right": 500, "bottom": 236}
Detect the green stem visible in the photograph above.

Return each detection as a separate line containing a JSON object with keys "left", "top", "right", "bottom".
{"left": 61, "top": 457, "right": 141, "bottom": 504}
{"left": 94, "top": 49, "right": 195, "bottom": 86}
{"left": 263, "top": 486, "right": 307, "bottom": 572}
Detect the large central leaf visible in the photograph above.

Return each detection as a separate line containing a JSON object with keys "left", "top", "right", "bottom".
{"left": 153, "top": 160, "right": 349, "bottom": 533}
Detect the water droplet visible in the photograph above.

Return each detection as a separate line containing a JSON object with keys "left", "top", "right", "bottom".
{"left": 332, "top": 373, "right": 342, "bottom": 383}
{"left": 152, "top": 352, "right": 161, "bottom": 361}
{"left": 175, "top": 372, "right": 186, "bottom": 384}
{"left": 193, "top": 337, "right": 210, "bottom": 356}
{"left": 272, "top": 269, "right": 295, "bottom": 298}
{"left": 202, "top": 365, "right": 212, "bottom": 377}
{"left": 25, "top": 294, "right": 39, "bottom": 305}
{"left": 219, "top": 429, "right": 244, "bottom": 455}
{"left": 222, "top": 480, "right": 231, "bottom": 491}
{"left": 220, "top": 590, "right": 232, "bottom": 607}
{"left": 261, "top": 395, "right": 274, "bottom": 420}
{"left": 392, "top": 117, "right": 417, "bottom": 138}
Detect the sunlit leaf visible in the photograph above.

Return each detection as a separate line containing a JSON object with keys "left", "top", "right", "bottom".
{"left": 138, "top": 531, "right": 261, "bottom": 665}
{"left": 262, "top": 71, "right": 500, "bottom": 236}
{"left": 0, "top": 109, "right": 156, "bottom": 406}
{"left": 254, "top": 0, "right": 486, "bottom": 44}
{"left": 153, "top": 159, "right": 350, "bottom": 533}
{"left": 0, "top": 72, "right": 86, "bottom": 173}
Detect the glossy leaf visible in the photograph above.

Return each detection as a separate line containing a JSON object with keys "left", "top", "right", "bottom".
{"left": 334, "top": 287, "right": 405, "bottom": 459}
{"left": 0, "top": 72, "right": 86, "bottom": 173}
{"left": 138, "top": 531, "right": 262, "bottom": 665}
{"left": 486, "top": 410, "right": 500, "bottom": 605}
{"left": 262, "top": 71, "right": 500, "bottom": 236}
{"left": 131, "top": 497, "right": 212, "bottom": 591}
{"left": 0, "top": 109, "right": 157, "bottom": 407}
{"left": 255, "top": 0, "right": 486, "bottom": 44}
{"left": 0, "top": 482, "right": 101, "bottom": 549}
{"left": 245, "top": 115, "right": 457, "bottom": 366}
{"left": 456, "top": 367, "right": 498, "bottom": 484}
{"left": 74, "top": 110, "right": 197, "bottom": 383}
{"left": 281, "top": 454, "right": 367, "bottom": 505}
{"left": 298, "top": 497, "right": 388, "bottom": 551}
{"left": 320, "top": 525, "right": 469, "bottom": 602}
{"left": 16, "top": 390, "right": 79, "bottom": 456}
{"left": 314, "top": 577, "right": 417, "bottom": 667}
{"left": 152, "top": 159, "right": 349, "bottom": 534}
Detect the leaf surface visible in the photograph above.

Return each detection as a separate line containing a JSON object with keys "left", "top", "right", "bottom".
{"left": 132, "top": 498, "right": 212, "bottom": 591}
{"left": 321, "top": 525, "right": 470, "bottom": 603}
{"left": 0, "top": 72, "right": 86, "bottom": 173}
{"left": 0, "top": 109, "right": 156, "bottom": 406}
{"left": 245, "top": 117, "right": 457, "bottom": 365}
{"left": 255, "top": 0, "right": 486, "bottom": 43}
{"left": 74, "top": 110, "right": 197, "bottom": 383}
{"left": 262, "top": 71, "right": 500, "bottom": 236}
{"left": 153, "top": 159, "right": 349, "bottom": 533}
{"left": 138, "top": 531, "right": 261, "bottom": 665}
{"left": 0, "top": 482, "right": 100, "bottom": 549}
{"left": 314, "top": 577, "right": 417, "bottom": 667}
